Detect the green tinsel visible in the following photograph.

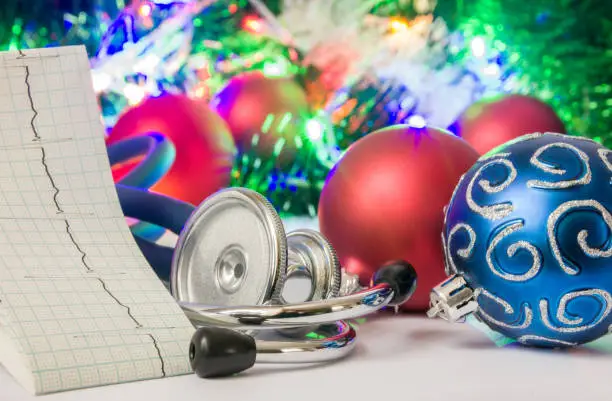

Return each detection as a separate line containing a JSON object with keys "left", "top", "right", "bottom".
{"left": 229, "top": 129, "right": 329, "bottom": 218}
{"left": 439, "top": 0, "right": 612, "bottom": 143}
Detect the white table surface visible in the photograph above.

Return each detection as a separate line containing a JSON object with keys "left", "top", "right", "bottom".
{"left": 4, "top": 314, "right": 612, "bottom": 401}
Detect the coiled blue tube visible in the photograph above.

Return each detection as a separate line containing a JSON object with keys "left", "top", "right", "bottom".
{"left": 107, "top": 133, "right": 194, "bottom": 281}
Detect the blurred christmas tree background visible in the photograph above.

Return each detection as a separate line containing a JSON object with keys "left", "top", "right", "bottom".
{"left": 2, "top": 0, "right": 611, "bottom": 218}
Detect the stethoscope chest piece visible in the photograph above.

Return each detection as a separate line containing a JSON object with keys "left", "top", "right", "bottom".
{"left": 170, "top": 187, "right": 418, "bottom": 379}
{"left": 170, "top": 188, "right": 287, "bottom": 307}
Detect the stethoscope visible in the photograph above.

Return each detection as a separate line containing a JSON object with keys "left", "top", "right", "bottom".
{"left": 108, "top": 133, "right": 418, "bottom": 378}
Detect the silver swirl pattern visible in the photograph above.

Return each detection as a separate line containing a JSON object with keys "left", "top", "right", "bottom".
{"left": 441, "top": 232, "right": 452, "bottom": 276}
{"left": 539, "top": 289, "right": 612, "bottom": 333}
{"left": 478, "top": 152, "right": 511, "bottom": 161}
{"left": 527, "top": 142, "right": 591, "bottom": 189}
{"left": 598, "top": 148, "right": 612, "bottom": 172}
{"left": 548, "top": 200, "right": 612, "bottom": 275}
{"left": 466, "top": 159, "right": 517, "bottom": 220}
{"left": 445, "top": 223, "right": 476, "bottom": 275}
{"left": 517, "top": 335, "right": 576, "bottom": 347}
{"left": 485, "top": 221, "right": 542, "bottom": 282}
{"left": 476, "top": 288, "right": 533, "bottom": 329}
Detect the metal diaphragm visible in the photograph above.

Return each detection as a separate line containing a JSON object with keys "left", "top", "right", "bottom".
{"left": 170, "top": 188, "right": 287, "bottom": 308}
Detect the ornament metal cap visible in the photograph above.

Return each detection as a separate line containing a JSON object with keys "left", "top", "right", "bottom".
{"left": 426, "top": 274, "right": 478, "bottom": 323}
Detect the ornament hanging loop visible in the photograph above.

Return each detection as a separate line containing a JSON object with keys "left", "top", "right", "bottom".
{"left": 427, "top": 274, "right": 478, "bottom": 323}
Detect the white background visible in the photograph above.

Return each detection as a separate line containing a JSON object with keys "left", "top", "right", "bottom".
{"left": 4, "top": 314, "right": 612, "bottom": 401}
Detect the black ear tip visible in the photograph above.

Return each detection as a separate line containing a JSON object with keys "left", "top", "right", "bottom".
{"left": 189, "top": 342, "right": 196, "bottom": 361}
{"left": 372, "top": 260, "right": 418, "bottom": 306}
{"left": 189, "top": 327, "right": 257, "bottom": 378}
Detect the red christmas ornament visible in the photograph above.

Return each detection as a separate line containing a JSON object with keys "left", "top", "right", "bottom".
{"left": 318, "top": 125, "right": 479, "bottom": 311}
{"left": 107, "top": 93, "right": 236, "bottom": 205}
{"left": 458, "top": 94, "right": 566, "bottom": 154}
{"left": 211, "top": 72, "right": 310, "bottom": 164}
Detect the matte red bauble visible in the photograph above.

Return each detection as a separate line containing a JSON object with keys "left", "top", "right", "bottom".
{"left": 458, "top": 94, "right": 566, "bottom": 154}
{"left": 318, "top": 125, "right": 479, "bottom": 311}
{"left": 211, "top": 72, "right": 310, "bottom": 164}
{"left": 107, "top": 93, "right": 236, "bottom": 205}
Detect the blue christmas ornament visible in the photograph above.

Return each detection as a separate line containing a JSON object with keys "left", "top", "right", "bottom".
{"left": 427, "top": 132, "right": 612, "bottom": 347}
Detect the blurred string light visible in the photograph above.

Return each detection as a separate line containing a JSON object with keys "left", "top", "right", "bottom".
{"left": 123, "top": 82, "right": 148, "bottom": 104}
{"left": 470, "top": 36, "right": 486, "bottom": 58}
{"left": 406, "top": 114, "right": 426, "bottom": 129}
{"left": 388, "top": 16, "right": 410, "bottom": 32}
{"left": 466, "top": 35, "right": 512, "bottom": 88}
{"left": 242, "top": 14, "right": 265, "bottom": 33}
{"left": 306, "top": 119, "right": 323, "bottom": 141}
{"left": 139, "top": 2, "right": 154, "bottom": 17}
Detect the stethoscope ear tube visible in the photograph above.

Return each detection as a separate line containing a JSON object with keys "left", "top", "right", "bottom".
{"left": 115, "top": 184, "right": 194, "bottom": 236}
{"left": 109, "top": 133, "right": 196, "bottom": 282}
{"left": 179, "top": 281, "right": 396, "bottom": 330}
{"left": 185, "top": 261, "right": 417, "bottom": 378}
{"left": 131, "top": 235, "right": 174, "bottom": 282}
{"left": 114, "top": 183, "right": 195, "bottom": 281}
{"left": 107, "top": 133, "right": 175, "bottom": 190}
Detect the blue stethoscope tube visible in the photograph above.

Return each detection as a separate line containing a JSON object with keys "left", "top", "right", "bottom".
{"left": 107, "top": 133, "right": 195, "bottom": 281}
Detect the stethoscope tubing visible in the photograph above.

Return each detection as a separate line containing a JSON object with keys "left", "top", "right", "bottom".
{"left": 183, "top": 284, "right": 394, "bottom": 366}
{"left": 180, "top": 283, "right": 394, "bottom": 329}
{"left": 254, "top": 320, "right": 357, "bottom": 364}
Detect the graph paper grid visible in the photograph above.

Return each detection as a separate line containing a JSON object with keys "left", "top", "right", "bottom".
{"left": 0, "top": 46, "right": 195, "bottom": 395}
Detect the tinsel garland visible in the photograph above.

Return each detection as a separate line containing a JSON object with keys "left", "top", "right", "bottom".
{"left": 3, "top": 0, "right": 612, "bottom": 216}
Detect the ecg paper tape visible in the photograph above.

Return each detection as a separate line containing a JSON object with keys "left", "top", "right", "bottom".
{"left": 0, "top": 46, "right": 195, "bottom": 395}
